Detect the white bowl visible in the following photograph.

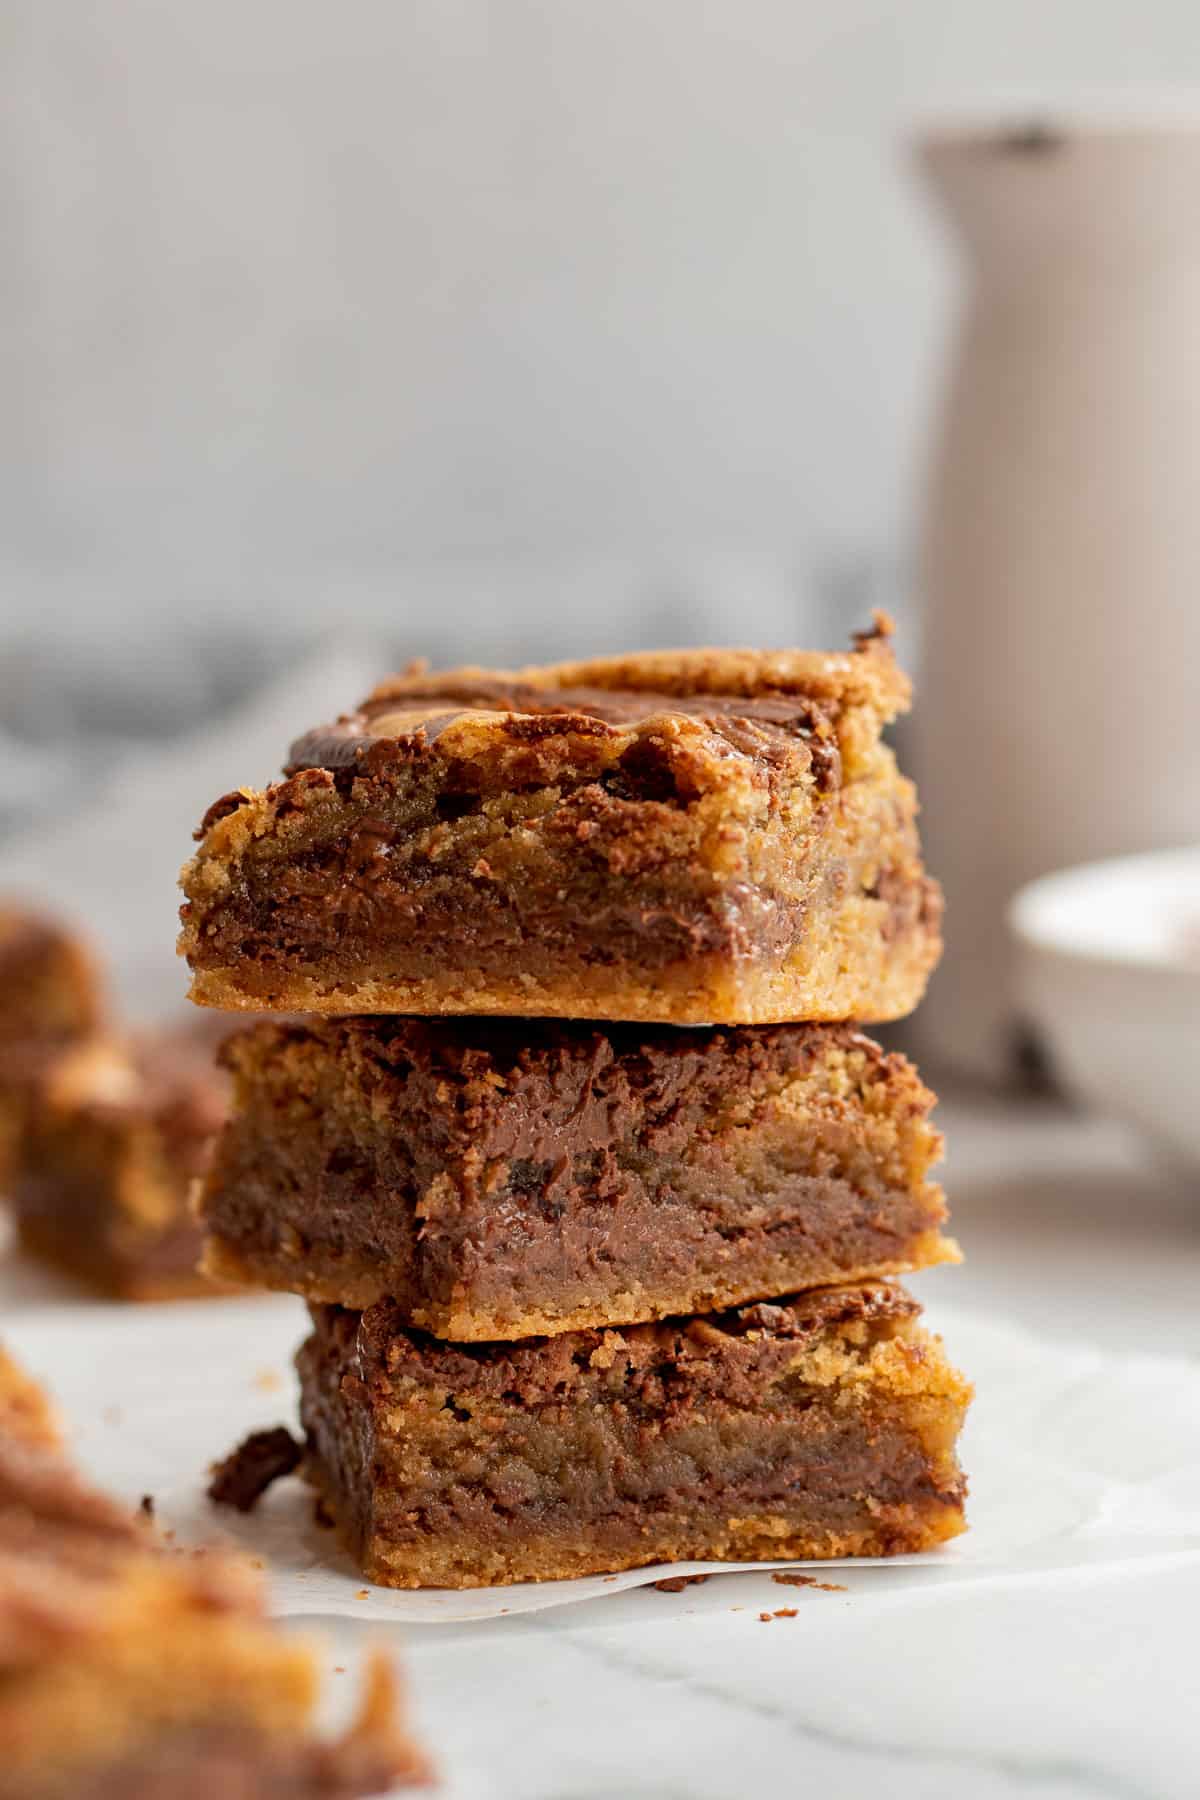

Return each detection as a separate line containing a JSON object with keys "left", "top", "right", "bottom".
{"left": 1010, "top": 847, "right": 1200, "bottom": 1171}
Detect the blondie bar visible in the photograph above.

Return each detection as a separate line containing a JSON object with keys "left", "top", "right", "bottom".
{"left": 180, "top": 620, "right": 941, "bottom": 1025}
{"left": 0, "top": 908, "right": 103, "bottom": 1052}
{"left": 203, "top": 1016, "right": 955, "bottom": 1338}
{"left": 0, "top": 1355, "right": 429, "bottom": 1797}
{"left": 13, "top": 1024, "right": 232, "bottom": 1300}
{"left": 0, "top": 907, "right": 103, "bottom": 1189}
{"left": 298, "top": 1282, "right": 970, "bottom": 1588}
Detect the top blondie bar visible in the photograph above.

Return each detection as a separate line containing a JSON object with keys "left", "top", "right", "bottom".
{"left": 180, "top": 617, "right": 941, "bottom": 1025}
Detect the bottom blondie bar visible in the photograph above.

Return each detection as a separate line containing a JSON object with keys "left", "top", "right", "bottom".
{"left": 298, "top": 1282, "right": 970, "bottom": 1589}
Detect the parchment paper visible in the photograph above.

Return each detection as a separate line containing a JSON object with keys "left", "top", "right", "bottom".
{"left": 8, "top": 1292, "right": 1198, "bottom": 1624}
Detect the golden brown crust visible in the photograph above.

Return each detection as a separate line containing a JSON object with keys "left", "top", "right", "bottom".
{"left": 365, "top": 612, "right": 908, "bottom": 720}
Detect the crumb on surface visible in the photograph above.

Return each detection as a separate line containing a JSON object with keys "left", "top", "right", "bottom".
{"left": 771, "top": 1571, "right": 846, "bottom": 1592}
{"left": 139, "top": 1494, "right": 155, "bottom": 1518}
{"left": 653, "top": 1574, "right": 711, "bottom": 1593}
{"left": 356, "top": 1589, "right": 370, "bottom": 1599}
{"left": 254, "top": 1368, "right": 284, "bottom": 1392}
{"left": 773, "top": 1607, "right": 798, "bottom": 1618}
{"left": 207, "top": 1425, "right": 302, "bottom": 1513}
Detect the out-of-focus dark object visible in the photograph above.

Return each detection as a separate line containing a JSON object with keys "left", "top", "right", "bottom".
{"left": 912, "top": 117, "right": 1200, "bottom": 1082}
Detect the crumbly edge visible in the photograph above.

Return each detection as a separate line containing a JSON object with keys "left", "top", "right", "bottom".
{"left": 361, "top": 1305, "right": 972, "bottom": 1414}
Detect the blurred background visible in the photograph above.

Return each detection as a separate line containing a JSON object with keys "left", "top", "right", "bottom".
{"left": 6, "top": 3, "right": 1200, "bottom": 815}
{"left": 3, "top": 1, "right": 1200, "bottom": 1107}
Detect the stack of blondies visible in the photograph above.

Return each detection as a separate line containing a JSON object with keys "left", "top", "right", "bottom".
{"left": 181, "top": 618, "right": 971, "bottom": 1589}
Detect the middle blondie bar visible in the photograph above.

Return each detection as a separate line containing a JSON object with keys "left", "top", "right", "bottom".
{"left": 201, "top": 1016, "right": 955, "bottom": 1340}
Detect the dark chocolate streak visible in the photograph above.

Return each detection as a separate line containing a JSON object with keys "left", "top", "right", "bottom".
{"left": 286, "top": 682, "right": 836, "bottom": 776}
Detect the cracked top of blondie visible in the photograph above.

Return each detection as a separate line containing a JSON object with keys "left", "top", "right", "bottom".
{"left": 280, "top": 614, "right": 907, "bottom": 790}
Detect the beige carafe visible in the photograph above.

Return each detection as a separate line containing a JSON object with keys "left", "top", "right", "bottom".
{"left": 911, "top": 118, "right": 1200, "bottom": 1082}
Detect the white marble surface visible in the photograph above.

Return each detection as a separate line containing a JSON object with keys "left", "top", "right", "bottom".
{"left": 4, "top": 1086, "right": 1199, "bottom": 1799}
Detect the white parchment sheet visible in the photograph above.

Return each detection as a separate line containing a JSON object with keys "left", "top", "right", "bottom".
{"left": 8, "top": 1293, "right": 1199, "bottom": 1624}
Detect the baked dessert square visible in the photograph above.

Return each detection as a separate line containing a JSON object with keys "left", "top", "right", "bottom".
{"left": 297, "top": 1281, "right": 970, "bottom": 1588}
{"left": 12, "top": 1024, "right": 233, "bottom": 1300}
{"left": 0, "top": 907, "right": 103, "bottom": 1189}
{"left": 0, "top": 907, "right": 103, "bottom": 1054}
{"left": 203, "top": 1016, "right": 956, "bottom": 1338}
{"left": 0, "top": 1359, "right": 429, "bottom": 1797}
{"left": 180, "top": 619, "right": 941, "bottom": 1025}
